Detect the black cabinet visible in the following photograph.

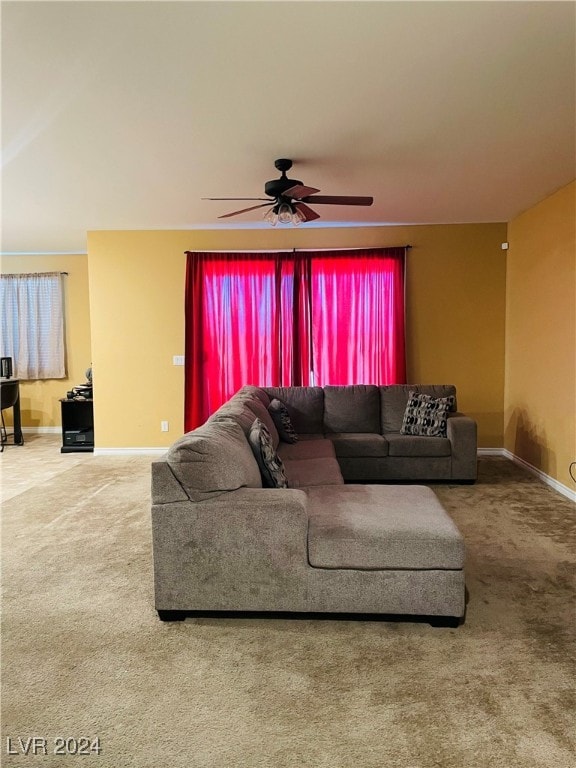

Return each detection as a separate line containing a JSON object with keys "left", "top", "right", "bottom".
{"left": 60, "top": 398, "right": 94, "bottom": 453}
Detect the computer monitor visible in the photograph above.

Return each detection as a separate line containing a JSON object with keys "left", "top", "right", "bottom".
{"left": 1, "top": 357, "right": 13, "bottom": 379}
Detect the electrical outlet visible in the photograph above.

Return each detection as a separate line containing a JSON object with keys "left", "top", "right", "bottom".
{"left": 172, "top": 355, "right": 185, "bottom": 366}
{"left": 161, "top": 421, "right": 169, "bottom": 432}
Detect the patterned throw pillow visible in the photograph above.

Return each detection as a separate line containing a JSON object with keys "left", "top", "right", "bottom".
{"left": 268, "top": 398, "right": 298, "bottom": 444}
{"left": 248, "top": 419, "right": 289, "bottom": 488}
{"left": 400, "top": 391, "right": 455, "bottom": 438}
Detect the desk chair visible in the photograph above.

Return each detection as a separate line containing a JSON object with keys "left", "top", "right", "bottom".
{"left": 1, "top": 379, "right": 22, "bottom": 451}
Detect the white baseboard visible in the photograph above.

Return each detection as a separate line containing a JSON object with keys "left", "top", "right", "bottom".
{"left": 94, "top": 448, "right": 167, "bottom": 456}
{"left": 478, "top": 447, "right": 575, "bottom": 502}
{"left": 21, "top": 426, "right": 61, "bottom": 434}
{"left": 503, "top": 449, "right": 576, "bottom": 502}
{"left": 19, "top": 430, "right": 165, "bottom": 455}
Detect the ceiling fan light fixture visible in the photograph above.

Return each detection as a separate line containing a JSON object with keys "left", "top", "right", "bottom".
{"left": 292, "top": 207, "right": 305, "bottom": 226}
{"left": 264, "top": 206, "right": 279, "bottom": 226}
{"left": 264, "top": 200, "right": 306, "bottom": 227}
{"left": 277, "top": 202, "right": 293, "bottom": 224}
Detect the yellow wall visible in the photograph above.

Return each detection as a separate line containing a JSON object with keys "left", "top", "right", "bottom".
{"left": 87, "top": 223, "right": 506, "bottom": 449}
{"left": 505, "top": 181, "right": 576, "bottom": 488}
{"left": 405, "top": 224, "right": 507, "bottom": 446}
{"left": 0, "top": 254, "right": 92, "bottom": 428}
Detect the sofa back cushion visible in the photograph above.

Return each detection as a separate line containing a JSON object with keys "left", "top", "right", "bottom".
{"left": 235, "top": 385, "right": 271, "bottom": 408}
{"left": 208, "top": 402, "right": 256, "bottom": 436}
{"left": 263, "top": 387, "right": 324, "bottom": 434}
{"left": 166, "top": 419, "right": 262, "bottom": 501}
{"left": 379, "top": 385, "right": 457, "bottom": 433}
{"left": 323, "top": 385, "right": 380, "bottom": 433}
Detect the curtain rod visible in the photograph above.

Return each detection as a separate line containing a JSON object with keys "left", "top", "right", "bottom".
{"left": 184, "top": 245, "right": 411, "bottom": 254}
{"left": 292, "top": 245, "right": 411, "bottom": 252}
{"left": 1, "top": 271, "right": 69, "bottom": 276}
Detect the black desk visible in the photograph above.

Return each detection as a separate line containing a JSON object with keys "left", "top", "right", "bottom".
{"left": 60, "top": 398, "right": 94, "bottom": 453}
{"left": 1, "top": 378, "right": 24, "bottom": 448}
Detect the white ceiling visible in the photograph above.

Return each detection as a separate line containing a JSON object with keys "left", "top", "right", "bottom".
{"left": 2, "top": 0, "right": 575, "bottom": 254}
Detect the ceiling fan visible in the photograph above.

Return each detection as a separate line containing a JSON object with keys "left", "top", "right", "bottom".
{"left": 203, "top": 158, "right": 373, "bottom": 226}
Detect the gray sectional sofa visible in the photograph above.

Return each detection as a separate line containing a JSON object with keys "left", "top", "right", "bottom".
{"left": 151, "top": 384, "right": 475, "bottom": 624}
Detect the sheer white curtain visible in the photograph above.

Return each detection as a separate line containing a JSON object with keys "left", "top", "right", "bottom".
{"left": 0, "top": 272, "right": 66, "bottom": 379}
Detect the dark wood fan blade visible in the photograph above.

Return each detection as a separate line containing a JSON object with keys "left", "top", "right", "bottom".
{"left": 203, "top": 197, "right": 272, "bottom": 201}
{"left": 294, "top": 202, "right": 321, "bottom": 222}
{"left": 283, "top": 184, "right": 321, "bottom": 200}
{"left": 218, "top": 203, "right": 273, "bottom": 219}
{"left": 301, "top": 195, "right": 373, "bottom": 206}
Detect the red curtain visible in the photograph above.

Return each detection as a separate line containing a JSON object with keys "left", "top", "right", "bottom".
{"left": 307, "top": 249, "right": 406, "bottom": 386}
{"left": 185, "top": 248, "right": 406, "bottom": 430}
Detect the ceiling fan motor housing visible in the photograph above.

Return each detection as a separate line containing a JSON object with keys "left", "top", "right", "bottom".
{"left": 265, "top": 158, "right": 301, "bottom": 198}
{"left": 265, "top": 176, "right": 303, "bottom": 198}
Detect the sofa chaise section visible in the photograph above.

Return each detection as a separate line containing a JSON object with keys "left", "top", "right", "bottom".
{"left": 151, "top": 456, "right": 465, "bottom": 620}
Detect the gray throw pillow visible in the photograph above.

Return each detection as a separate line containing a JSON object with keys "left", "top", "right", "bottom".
{"left": 268, "top": 398, "right": 298, "bottom": 444}
{"left": 400, "top": 391, "right": 455, "bottom": 437}
{"left": 248, "top": 418, "right": 289, "bottom": 488}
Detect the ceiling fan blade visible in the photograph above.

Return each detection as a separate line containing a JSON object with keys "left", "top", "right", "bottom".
{"left": 203, "top": 197, "right": 272, "bottom": 201}
{"left": 294, "top": 202, "right": 321, "bottom": 222}
{"left": 218, "top": 203, "right": 273, "bottom": 219}
{"left": 301, "top": 195, "right": 373, "bottom": 206}
{"left": 283, "top": 184, "right": 321, "bottom": 200}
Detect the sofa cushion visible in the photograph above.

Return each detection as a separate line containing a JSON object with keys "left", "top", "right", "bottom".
{"left": 208, "top": 402, "right": 256, "bottom": 436}
{"left": 248, "top": 419, "right": 288, "bottom": 488}
{"left": 380, "top": 384, "right": 457, "bottom": 433}
{"left": 306, "top": 485, "right": 465, "bottom": 570}
{"left": 236, "top": 384, "right": 271, "bottom": 407}
{"left": 263, "top": 386, "right": 324, "bottom": 434}
{"left": 329, "top": 433, "right": 389, "bottom": 458}
{"left": 268, "top": 398, "right": 298, "bottom": 443}
{"left": 166, "top": 419, "right": 262, "bottom": 502}
{"left": 386, "top": 433, "right": 451, "bottom": 457}
{"left": 400, "top": 391, "right": 455, "bottom": 438}
{"left": 323, "top": 385, "right": 380, "bottom": 433}
{"left": 283, "top": 457, "right": 344, "bottom": 488}
{"left": 277, "top": 438, "right": 336, "bottom": 461}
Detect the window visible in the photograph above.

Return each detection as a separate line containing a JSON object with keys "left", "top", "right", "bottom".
{"left": 0, "top": 272, "right": 66, "bottom": 379}
{"left": 184, "top": 248, "right": 406, "bottom": 430}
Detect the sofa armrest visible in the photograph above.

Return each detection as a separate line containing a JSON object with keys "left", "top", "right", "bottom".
{"left": 446, "top": 413, "right": 477, "bottom": 481}
{"left": 151, "top": 459, "right": 189, "bottom": 504}
{"left": 151, "top": 488, "right": 310, "bottom": 611}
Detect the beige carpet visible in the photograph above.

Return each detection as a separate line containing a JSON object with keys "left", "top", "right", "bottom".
{"left": 1, "top": 445, "right": 574, "bottom": 768}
